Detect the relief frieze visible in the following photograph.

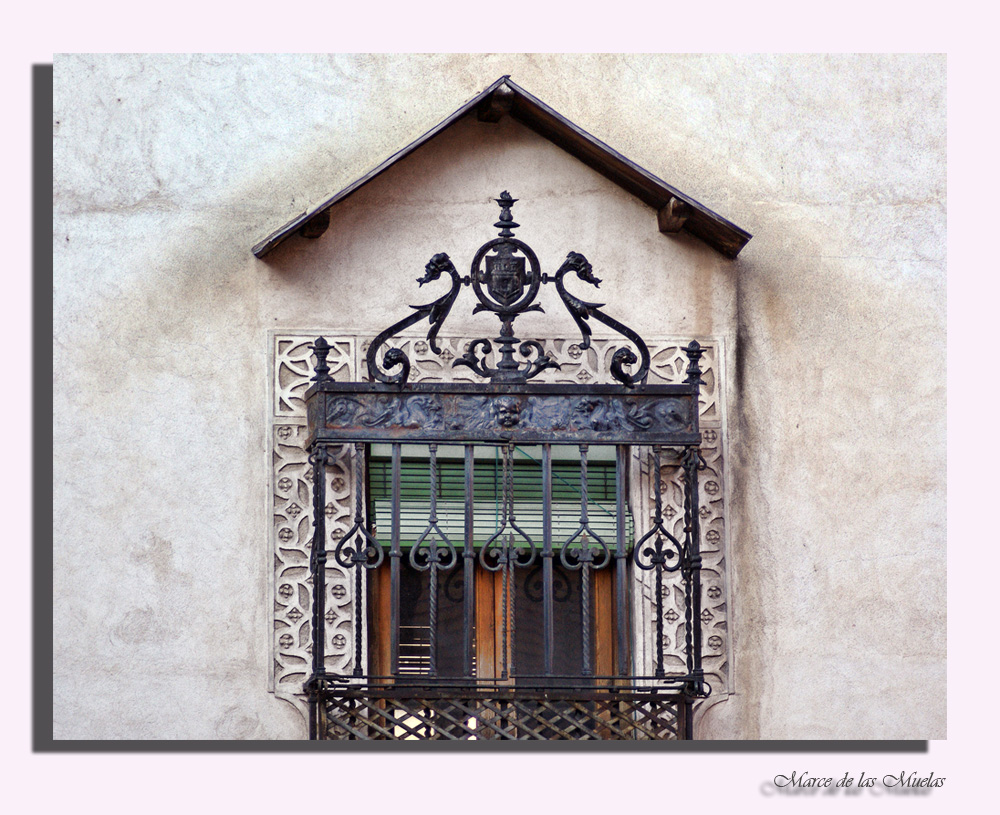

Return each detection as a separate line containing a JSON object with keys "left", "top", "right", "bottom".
{"left": 314, "top": 386, "right": 697, "bottom": 444}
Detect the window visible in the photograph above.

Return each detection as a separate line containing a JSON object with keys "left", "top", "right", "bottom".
{"left": 270, "top": 332, "right": 730, "bottom": 735}
{"left": 367, "top": 444, "right": 631, "bottom": 682}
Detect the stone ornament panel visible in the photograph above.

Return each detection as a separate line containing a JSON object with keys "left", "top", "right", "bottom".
{"left": 269, "top": 336, "right": 359, "bottom": 718}
{"left": 270, "top": 332, "right": 730, "bottom": 719}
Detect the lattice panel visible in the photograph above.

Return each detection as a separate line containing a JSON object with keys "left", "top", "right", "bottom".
{"left": 324, "top": 691, "right": 684, "bottom": 740}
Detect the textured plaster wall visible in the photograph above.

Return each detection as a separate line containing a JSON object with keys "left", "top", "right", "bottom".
{"left": 53, "top": 53, "right": 945, "bottom": 739}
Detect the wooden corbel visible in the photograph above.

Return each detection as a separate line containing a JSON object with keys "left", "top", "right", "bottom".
{"left": 298, "top": 207, "right": 331, "bottom": 239}
{"left": 657, "top": 197, "right": 692, "bottom": 233}
{"left": 477, "top": 83, "right": 515, "bottom": 123}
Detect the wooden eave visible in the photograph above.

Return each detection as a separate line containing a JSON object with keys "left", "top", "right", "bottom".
{"left": 252, "top": 76, "right": 751, "bottom": 259}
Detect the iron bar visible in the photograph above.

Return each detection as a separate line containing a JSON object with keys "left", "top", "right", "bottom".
{"left": 684, "top": 340, "right": 705, "bottom": 698}
{"left": 684, "top": 446, "right": 704, "bottom": 695}
{"left": 319, "top": 674, "right": 695, "bottom": 688}
{"left": 542, "top": 444, "right": 554, "bottom": 676}
{"left": 406, "top": 443, "right": 457, "bottom": 679}
{"left": 389, "top": 443, "right": 401, "bottom": 675}
{"left": 500, "top": 445, "right": 510, "bottom": 679}
{"left": 501, "top": 547, "right": 509, "bottom": 680}
{"left": 556, "top": 443, "right": 610, "bottom": 676}
{"left": 463, "top": 445, "right": 475, "bottom": 678}
{"left": 353, "top": 443, "right": 365, "bottom": 677}
{"left": 615, "top": 445, "right": 629, "bottom": 677}
{"left": 653, "top": 445, "right": 664, "bottom": 678}
{"left": 505, "top": 443, "right": 517, "bottom": 677}
{"left": 579, "top": 446, "right": 592, "bottom": 675}
{"left": 309, "top": 443, "right": 328, "bottom": 680}
{"left": 428, "top": 444, "right": 440, "bottom": 676}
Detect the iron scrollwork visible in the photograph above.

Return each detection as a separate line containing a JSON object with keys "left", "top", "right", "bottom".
{"left": 553, "top": 252, "right": 650, "bottom": 387}
{"left": 360, "top": 192, "right": 651, "bottom": 388}
{"left": 478, "top": 444, "right": 537, "bottom": 678}
{"left": 302, "top": 194, "right": 712, "bottom": 738}
{"left": 366, "top": 253, "right": 464, "bottom": 384}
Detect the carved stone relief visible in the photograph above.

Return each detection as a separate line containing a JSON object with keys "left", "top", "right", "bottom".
{"left": 631, "top": 340, "right": 730, "bottom": 702}
{"left": 270, "top": 332, "right": 731, "bottom": 720}
{"left": 269, "top": 336, "right": 358, "bottom": 717}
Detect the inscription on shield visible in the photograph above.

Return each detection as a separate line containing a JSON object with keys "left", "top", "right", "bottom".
{"left": 485, "top": 251, "right": 526, "bottom": 305}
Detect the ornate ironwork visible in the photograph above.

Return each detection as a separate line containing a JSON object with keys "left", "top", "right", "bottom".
{"left": 309, "top": 383, "right": 699, "bottom": 445}
{"left": 303, "top": 196, "right": 710, "bottom": 740}
{"left": 322, "top": 686, "right": 687, "bottom": 740}
{"left": 364, "top": 192, "right": 651, "bottom": 388}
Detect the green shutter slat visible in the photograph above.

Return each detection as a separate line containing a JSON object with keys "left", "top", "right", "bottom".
{"left": 367, "top": 448, "right": 633, "bottom": 551}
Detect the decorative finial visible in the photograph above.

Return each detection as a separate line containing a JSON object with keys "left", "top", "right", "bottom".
{"left": 311, "top": 337, "right": 331, "bottom": 383}
{"left": 683, "top": 340, "right": 705, "bottom": 386}
{"left": 494, "top": 191, "right": 519, "bottom": 238}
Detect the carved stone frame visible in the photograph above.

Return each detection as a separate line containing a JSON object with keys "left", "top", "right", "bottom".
{"left": 268, "top": 331, "right": 732, "bottom": 726}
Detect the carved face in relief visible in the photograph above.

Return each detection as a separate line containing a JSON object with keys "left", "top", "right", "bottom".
{"left": 492, "top": 396, "right": 521, "bottom": 428}
{"left": 653, "top": 399, "right": 686, "bottom": 429}
{"left": 575, "top": 397, "right": 614, "bottom": 431}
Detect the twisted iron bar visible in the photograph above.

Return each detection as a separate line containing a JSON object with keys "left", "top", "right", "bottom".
{"left": 478, "top": 446, "right": 538, "bottom": 574}
{"left": 307, "top": 444, "right": 330, "bottom": 685}
{"left": 682, "top": 339, "right": 706, "bottom": 696}
{"left": 682, "top": 445, "right": 705, "bottom": 695}
{"left": 558, "top": 444, "right": 612, "bottom": 675}
{"left": 477, "top": 445, "right": 537, "bottom": 678}
{"left": 631, "top": 446, "right": 686, "bottom": 677}
{"left": 682, "top": 447, "right": 694, "bottom": 679}
{"left": 407, "top": 445, "right": 458, "bottom": 675}
{"left": 506, "top": 444, "right": 517, "bottom": 677}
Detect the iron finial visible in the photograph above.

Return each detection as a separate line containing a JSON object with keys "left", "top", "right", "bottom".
{"left": 311, "top": 336, "right": 331, "bottom": 382}
{"left": 683, "top": 340, "right": 705, "bottom": 386}
{"left": 494, "top": 191, "right": 519, "bottom": 237}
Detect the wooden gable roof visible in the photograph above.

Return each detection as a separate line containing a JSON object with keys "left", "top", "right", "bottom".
{"left": 252, "top": 76, "right": 751, "bottom": 259}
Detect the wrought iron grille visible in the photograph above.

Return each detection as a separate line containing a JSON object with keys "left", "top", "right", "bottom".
{"left": 303, "top": 194, "right": 708, "bottom": 740}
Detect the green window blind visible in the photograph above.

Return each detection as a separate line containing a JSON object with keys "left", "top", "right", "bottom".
{"left": 368, "top": 446, "right": 632, "bottom": 550}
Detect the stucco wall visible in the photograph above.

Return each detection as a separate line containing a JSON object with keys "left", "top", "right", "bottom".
{"left": 53, "top": 53, "right": 945, "bottom": 740}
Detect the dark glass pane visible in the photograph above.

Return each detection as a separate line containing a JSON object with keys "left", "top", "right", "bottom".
{"left": 514, "top": 562, "right": 584, "bottom": 679}
{"left": 397, "top": 558, "right": 467, "bottom": 679}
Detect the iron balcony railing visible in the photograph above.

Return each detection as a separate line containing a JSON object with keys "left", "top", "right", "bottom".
{"left": 302, "top": 391, "right": 708, "bottom": 740}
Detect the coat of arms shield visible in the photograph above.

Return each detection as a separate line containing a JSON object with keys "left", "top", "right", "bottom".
{"left": 484, "top": 248, "right": 526, "bottom": 306}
